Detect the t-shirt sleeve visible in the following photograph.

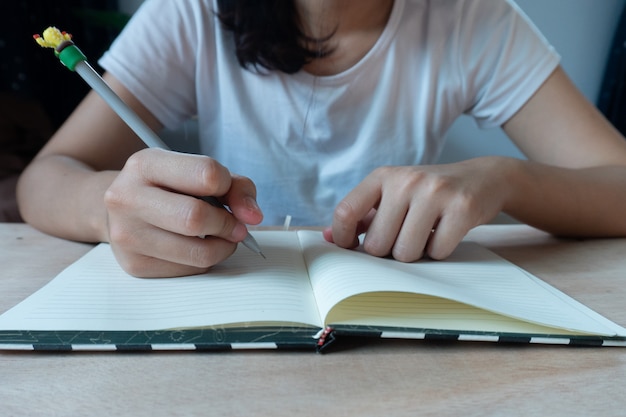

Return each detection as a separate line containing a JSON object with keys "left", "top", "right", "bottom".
{"left": 456, "top": 0, "right": 560, "bottom": 128}
{"left": 98, "top": 0, "right": 209, "bottom": 129}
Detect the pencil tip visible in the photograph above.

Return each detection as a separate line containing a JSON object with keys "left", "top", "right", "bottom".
{"left": 260, "top": 252, "right": 267, "bottom": 259}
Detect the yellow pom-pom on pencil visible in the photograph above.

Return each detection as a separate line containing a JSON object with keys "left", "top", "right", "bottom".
{"left": 33, "top": 26, "right": 73, "bottom": 49}
{"left": 33, "top": 26, "right": 86, "bottom": 71}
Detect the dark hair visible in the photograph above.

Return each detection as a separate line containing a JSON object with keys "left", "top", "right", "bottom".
{"left": 216, "top": 0, "right": 333, "bottom": 74}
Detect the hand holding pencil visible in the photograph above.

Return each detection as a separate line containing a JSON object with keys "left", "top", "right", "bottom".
{"left": 33, "top": 27, "right": 265, "bottom": 275}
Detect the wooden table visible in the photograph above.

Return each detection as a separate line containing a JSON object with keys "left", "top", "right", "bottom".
{"left": 1, "top": 223, "right": 625, "bottom": 417}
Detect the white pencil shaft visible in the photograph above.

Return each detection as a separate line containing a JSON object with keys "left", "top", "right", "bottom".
{"left": 74, "top": 60, "right": 170, "bottom": 150}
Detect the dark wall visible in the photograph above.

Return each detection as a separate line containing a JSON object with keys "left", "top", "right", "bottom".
{"left": 1, "top": 0, "right": 122, "bottom": 129}
{"left": 0, "top": 1, "right": 125, "bottom": 221}
{"left": 598, "top": 3, "right": 626, "bottom": 137}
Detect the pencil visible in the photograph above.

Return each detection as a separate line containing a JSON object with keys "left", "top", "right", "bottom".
{"left": 33, "top": 27, "right": 265, "bottom": 259}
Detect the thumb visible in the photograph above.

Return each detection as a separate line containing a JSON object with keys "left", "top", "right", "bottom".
{"left": 224, "top": 174, "right": 264, "bottom": 225}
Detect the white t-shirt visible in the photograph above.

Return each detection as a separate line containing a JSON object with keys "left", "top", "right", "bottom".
{"left": 99, "top": 0, "right": 560, "bottom": 226}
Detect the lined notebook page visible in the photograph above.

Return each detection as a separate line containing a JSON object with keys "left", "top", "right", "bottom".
{"left": 297, "top": 231, "right": 626, "bottom": 336}
{"left": 0, "top": 232, "right": 322, "bottom": 331}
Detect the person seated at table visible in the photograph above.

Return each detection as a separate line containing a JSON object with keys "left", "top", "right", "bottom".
{"left": 16, "top": 0, "right": 626, "bottom": 277}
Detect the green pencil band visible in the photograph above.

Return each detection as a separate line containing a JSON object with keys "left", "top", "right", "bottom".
{"left": 56, "top": 42, "right": 87, "bottom": 71}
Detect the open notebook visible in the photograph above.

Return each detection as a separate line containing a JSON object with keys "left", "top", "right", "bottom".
{"left": 1, "top": 230, "right": 625, "bottom": 352}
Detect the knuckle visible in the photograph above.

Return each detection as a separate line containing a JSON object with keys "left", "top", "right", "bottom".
{"left": 197, "top": 157, "right": 224, "bottom": 194}
{"left": 403, "top": 169, "right": 429, "bottom": 187}
{"left": 124, "top": 150, "right": 148, "bottom": 177}
{"left": 450, "top": 191, "right": 480, "bottom": 216}
{"left": 386, "top": 168, "right": 430, "bottom": 197}
{"left": 103, "top": 186, "right": 118, "bottom": 208}
{"left": 425, "top": 174, "right": 453, "bottom": 195}
{"left": 333, "top": 200, "right": 357, "bottom": 224}
{"left": 103, "top": 186, "right": 127, "bottom": 210}
{"left": 108, "top": 225, "right": 138, "bottom": 248}
{"left": 179, "top": 199, "right": 209, "bottom": 236}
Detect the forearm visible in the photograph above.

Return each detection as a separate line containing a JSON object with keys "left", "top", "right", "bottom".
{"left": 17, "top": 154, "right": 116, "bottom": 243}
{"left": 504, "top": 158, "right": 626, "bottom": 237}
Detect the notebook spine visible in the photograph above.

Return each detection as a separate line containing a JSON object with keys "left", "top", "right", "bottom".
{"left": 378, "top": 331, "right": 626, "bottom": 347}
{"left": 0, "top": 341, "right": 320, "bottom": 352}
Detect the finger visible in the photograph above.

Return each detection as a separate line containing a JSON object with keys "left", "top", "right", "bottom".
{"left": 331, "top": 181, "right": 382, "bottom": 249}
{"left": 361, "top": 197, "right": 408, "bottom": 258}
{"left": 223, "top": 175, "right": 264, "bottom": 226}
{"left": 127, "top": 148, "right": 233, "bottom": 198}
{"left": 108, "top": 184, "right": 248, "bottom": 242}
{"left": 323, "top": 208, "right": 375, "bottom": 244}
{"left": 111, "top": 228, "right": 238, "bottom": 277}
{"left": 116, "top": 254, "right": 211, "bottom": 278}
{"left": 425, "top": 213, "right": 473, "bottom": 260}
{"left": 385, "top": 203, "right": 441, "bottom": 262}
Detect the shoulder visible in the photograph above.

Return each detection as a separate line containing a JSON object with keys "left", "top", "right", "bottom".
{"left": 400, "top": 0, "right": 535, "bottom": 36}
{"left": 397, "top": 0, "right": 559, "bottom": 127}
{"left": 101, "top": 0, "right": 222, "bottom": 73}
{"left": 395, "top": 0, "right": 543, "bottom": 62}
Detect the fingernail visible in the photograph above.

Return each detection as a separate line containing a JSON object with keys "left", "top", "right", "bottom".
{"left": 244, "top": 196, "right": 260, "bottom": 213}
